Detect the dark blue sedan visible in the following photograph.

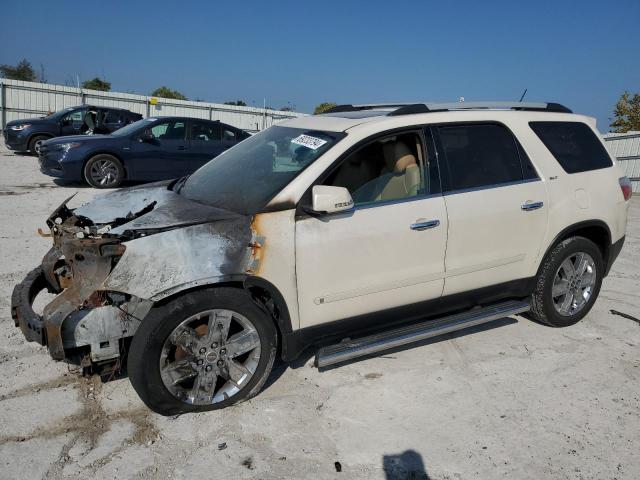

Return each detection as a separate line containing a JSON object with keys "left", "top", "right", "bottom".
{"left": 38, "top": 117, "right": 250, "bottom": 188}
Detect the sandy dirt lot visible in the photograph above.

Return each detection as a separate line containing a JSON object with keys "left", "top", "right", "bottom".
{"left": 0, "top": 144, "right": 638, "bottom": 480}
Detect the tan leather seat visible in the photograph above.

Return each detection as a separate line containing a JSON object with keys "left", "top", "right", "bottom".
{"left": 374, "top": 141, "right": 420, "bottom": 201}
{"left": 332, "top": 150, "right": 379, "bottom": 193}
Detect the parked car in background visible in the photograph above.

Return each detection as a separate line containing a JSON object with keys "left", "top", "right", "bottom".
{"left": 3, "top": 105, "right": 142, "bottom": 155}
{"left": 38, "top": 116, "right": 251, "bottom": 188}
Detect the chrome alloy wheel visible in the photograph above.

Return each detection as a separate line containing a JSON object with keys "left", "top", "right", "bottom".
{"left": 34, "top": 139, "right": 44, "bottom": 154}
{"left": 551, "top": 252, "right": 597, "bottom": 316}
{"left": 159, "top": 309, "right": 261, "bottom": 405}
{"left": 89, "top": 159, "right": 119, "bottom": 186}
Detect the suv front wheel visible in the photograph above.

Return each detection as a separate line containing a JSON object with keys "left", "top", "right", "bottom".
{"left": 530, "top": 236, "right": 604, "bottom": 327}
{"left": 128, "top": 287, "right": 278, "bottom": 416}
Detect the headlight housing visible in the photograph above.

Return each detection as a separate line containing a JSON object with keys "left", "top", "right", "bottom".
{"left": 9, "top": 124, "right": 31, "bottom": 131}
{"left": 59, "top": 142, "right": 82, "bottom": 152}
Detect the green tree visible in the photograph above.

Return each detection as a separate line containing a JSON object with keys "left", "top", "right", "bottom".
{"left": 0, "top": 58, "right": 36, "bottom": 81}
{"left": 224, "top": 100, "right": 247, "bottom": 106}
{"left": 610, "top": 91, "right": 640, "bottom": 133}
{"left": 151, "top": 86, "right": 188, "bottom": 100}
{"left": 82, "top": 77, "right": 111, "bottom": 91}
{"left": 313, "top": 102, "right": 337, "bottom": 114}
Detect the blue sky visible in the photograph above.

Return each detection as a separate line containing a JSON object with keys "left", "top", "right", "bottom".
{"left": 2, "top": 0, "right": 638, "bottom": 131}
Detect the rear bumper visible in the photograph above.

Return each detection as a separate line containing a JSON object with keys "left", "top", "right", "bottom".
{"left": 604, "top": 235, "right": 625, "bottom": 277}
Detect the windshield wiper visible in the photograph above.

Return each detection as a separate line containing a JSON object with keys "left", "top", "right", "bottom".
{"left": 172, "top": 175, "right": 190, "bottom": 193}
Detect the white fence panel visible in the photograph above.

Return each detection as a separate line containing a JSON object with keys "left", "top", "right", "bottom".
{"left": 604, "top": 132, "right": 640, "bottom": 193}
{"left": 0, "top": 78, "right": 304, "bottom": 132}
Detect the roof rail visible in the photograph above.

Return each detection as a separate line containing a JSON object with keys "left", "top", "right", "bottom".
{"left": 323, "top": 103, "right": 412, "bottom": 113}
{"left": 321, "top": 101, "right": 572, "bottom": 116}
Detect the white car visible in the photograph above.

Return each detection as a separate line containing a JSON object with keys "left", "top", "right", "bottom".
{"left": 12, "top": 101, "right": 631, "bottom": 415}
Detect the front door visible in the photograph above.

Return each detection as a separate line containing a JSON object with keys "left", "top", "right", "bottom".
{"left": 295, "top": 130, "right": 448, "bottom": 328}
{"left": 59, "top": 108, "right": 87, "bottom": 136}
{"left": 434, "top": 123, "right": 548, "bottom": 295}
{"left": 129, "top": 119, "right": 189, "bottom": 180}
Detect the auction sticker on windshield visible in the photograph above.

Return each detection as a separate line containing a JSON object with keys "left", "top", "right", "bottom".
{"left": 291, "top": 134, "right": 328, "bottom": 150}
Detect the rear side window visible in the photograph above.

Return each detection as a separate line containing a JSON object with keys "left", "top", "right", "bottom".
{"left": 529, "top": 121, "right": 612, "bottom": 174}
{"left": 191, "top": 120, "right": 221, "bottom": 142}
{"left": 437, "top": 124, "right": 528, "bottom": 191}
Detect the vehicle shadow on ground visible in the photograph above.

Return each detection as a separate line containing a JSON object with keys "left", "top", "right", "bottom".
{"left": 383, "top": 450, "right": 431, "bottom": 479}
{"left": 260, "top": 316, "right": 519, "bottom": 392}
{"left": 97, "top": 317, "right": 518, "bottom": 395}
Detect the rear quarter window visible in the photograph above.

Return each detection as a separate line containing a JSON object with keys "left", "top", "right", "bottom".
{"left": 529, "top": 121, "right": 613, "bottom": 174}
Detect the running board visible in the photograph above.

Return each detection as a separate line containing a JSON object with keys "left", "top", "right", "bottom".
{"left": 315, "top": 300, "right": 530, "bottom": 368}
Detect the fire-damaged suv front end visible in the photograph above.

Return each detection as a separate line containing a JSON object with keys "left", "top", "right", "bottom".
{"left": 11, "top": 182, "right": 258, "bottom": 374}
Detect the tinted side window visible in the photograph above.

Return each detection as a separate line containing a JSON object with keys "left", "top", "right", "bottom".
{"left": 191, "top": 121, "right": 221, "bottom": 142}
{"left": 437, "top": 124, "right": 523, "bottom": 191}
{"left": 529, "top": 121, "right": 612, "bottom": 174}
{"left": 103, "top": 110, "right": 124, "bottom": 124}
{"left": 150, "top": 120, "right": 186, "bottom": 140}
{"left": 223, "top": 127, "right": 237, "bottom": 142}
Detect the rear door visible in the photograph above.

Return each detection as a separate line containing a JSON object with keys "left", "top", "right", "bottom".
{"left": 434, "top": 122, "right": 548, "bottom": 296}
{"left": 189, "top": 120, "right": 224, "bottom": 170}
{"left": 100, "top": 109, "right": 126, "bottom": 133}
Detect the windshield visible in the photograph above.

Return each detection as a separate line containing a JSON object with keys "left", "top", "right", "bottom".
{"left": 110, "top": 118, "right": 154, "bottom": 137}
{"left": 180, "top": 126, "right": 344, "bottom": 214}
{"left": 43, "top": 107, "right": 77, "bottom": 120}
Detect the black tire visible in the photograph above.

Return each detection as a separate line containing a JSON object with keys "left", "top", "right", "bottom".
{"left": 128, "top": 287, "right": 278, "bottom": 416}
{"left": 28, "top": 135, "right": 49, "bottom": 155}
{"left": 530, "top": 236, "right": 604, "bottom": 327}
{"left": 83, "top": 154, "right": 125, "bottom": 188}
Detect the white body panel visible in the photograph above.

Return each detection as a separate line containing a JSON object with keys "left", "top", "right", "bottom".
{"left": 295, "top": 197, "right": 448, "bottom": 328}
{"left": 256, "top": 109, "right": 630, "bottom": 331}
{"left": 442, "top": 180, "right": 548, "bottom": 295}
{"left": 251, "top": 210, "right": 301, "bottom": 329}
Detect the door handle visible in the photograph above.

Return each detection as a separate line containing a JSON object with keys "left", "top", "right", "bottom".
{"left": 521, "top": 201, "right": 544, "bottom": 211}
{"left": 410, "top": 220, "right": 440, "bottom": 231}
{"left": 178, "top": 145, "right": 186, "bottom": 150}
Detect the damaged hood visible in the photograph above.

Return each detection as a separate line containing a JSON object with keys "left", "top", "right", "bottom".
{"left": 43, "top": 181, "right": 261, "bottom": 303}
{"left": 66, "top": 182, "right": 242, "bottom": 238}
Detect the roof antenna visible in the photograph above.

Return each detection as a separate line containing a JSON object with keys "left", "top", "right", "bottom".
{"left": 519, "top": 88, "right": 528, "bottom": 102}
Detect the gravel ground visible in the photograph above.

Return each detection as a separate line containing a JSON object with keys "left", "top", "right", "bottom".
{"left": 0, "top": 144, "right": 638, "bottom": 480}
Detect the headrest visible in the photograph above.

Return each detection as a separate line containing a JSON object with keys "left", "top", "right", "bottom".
{"left": 383, "top": 141, "right": 417, "bottom": 172}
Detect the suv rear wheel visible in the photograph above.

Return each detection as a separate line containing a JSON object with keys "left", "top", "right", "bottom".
{"left": 530, "top": 236, "right": 604, "bottom": 327}
{"left": 84, "top": 154, "right": 124, "bottom": 188}
{"left": 128, "top": 287, "right": 277, "bottom": 416}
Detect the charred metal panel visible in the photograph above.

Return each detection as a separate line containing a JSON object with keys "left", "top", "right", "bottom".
{"left": 73, "top": 182, "right": 174, "bottom": 224}
{"left": 250, "top": 210, "right": 301, "bottom": 330}
{"left": 62, "top": 298, "right": 152, "bottom": 362}
{"left": 103, "top": 218, "right": 255, "bottom": 301}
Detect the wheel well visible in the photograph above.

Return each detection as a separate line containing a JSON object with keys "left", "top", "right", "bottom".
{"left": 151, "top": 280, "right": 289, "bottom": 357}
{"left": 83, "top": 151, "right": 127, "bottom": 179}
{"left": 28, "top": 133, "right": 53, "bottom": 144}
{"left": 556, "top": 224, "right": 610, "bottom": 259}
{"left": 542, "top": 221, "right": 611, "bottom": 273}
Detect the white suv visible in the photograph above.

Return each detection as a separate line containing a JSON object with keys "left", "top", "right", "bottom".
{"left": 11, "top": 101, "right": 631, "bottom": 415}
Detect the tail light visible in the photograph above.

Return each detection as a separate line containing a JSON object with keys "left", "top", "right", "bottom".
{"left": 619, "top": 177, "right": 632, "bottom": 201}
